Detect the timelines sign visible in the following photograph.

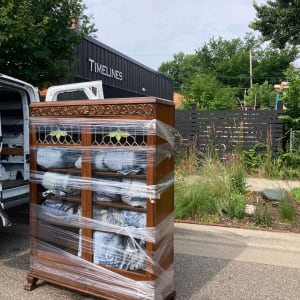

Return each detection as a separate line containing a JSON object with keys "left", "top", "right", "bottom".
{"left": 88, "top": 58, "right": 123, "bottom": 81}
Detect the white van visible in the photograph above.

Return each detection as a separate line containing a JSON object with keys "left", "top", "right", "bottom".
{"left": 0, "top": 74, "right": 104, "bottom": 226}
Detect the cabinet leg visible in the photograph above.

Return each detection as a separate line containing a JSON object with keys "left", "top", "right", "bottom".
{"left": 164, "top": 291, "right": 176, "bottom": 299}
{"left": 24, "top": 275, "right": 38, "bottom": 291}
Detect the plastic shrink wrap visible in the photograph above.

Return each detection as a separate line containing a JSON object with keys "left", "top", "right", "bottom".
{"left": 27, "top": 103, "right": 175, "bottom": 300}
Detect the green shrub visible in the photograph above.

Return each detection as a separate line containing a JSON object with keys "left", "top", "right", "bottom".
{"left": 278, "top": 152, "right": 300, "bottom": 168}
{"left": 227, "top": 194, "right": 246, "bottom": 219}
{"left": 255, "top": 206, "right": 272, "bottom": 227}
{"left": 243, "top": 143, "right": 266, "bottom": 171}
{"left": 229, "top": 168, "right": 247, "bottom": 194}
{"left": 272, "top": 152, "right": 300, "bottom": 179}
{"left": 279, "top": 198, "right": 295, "bottom": 222}
{"left": 291, "top": 188, "right": 300, "bottom": 201}
{"left": 174, "top": 160, "right": 231, "bottom": 220}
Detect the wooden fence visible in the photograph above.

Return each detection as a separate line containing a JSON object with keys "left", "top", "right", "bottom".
{"left": 175, "top": 102, "right": 284, "bottom": 156}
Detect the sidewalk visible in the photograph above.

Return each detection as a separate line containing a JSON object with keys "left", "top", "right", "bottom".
{"left": 246, "top": 177, "right": 300, "bottom": 192}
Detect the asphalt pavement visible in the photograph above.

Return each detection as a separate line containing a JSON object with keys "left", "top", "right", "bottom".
{"left": 1, "top": 204, "right": 300, "bottom": 300}
{"left": 174, "top": 223, "right": 300, "bottom": 299}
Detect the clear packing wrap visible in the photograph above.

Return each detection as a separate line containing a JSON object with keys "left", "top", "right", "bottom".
{"left": 30, "top": 117, "right": 176, "bottom": 149}
{"left": 33, "top": 143, "right": 173, "bottom": 175}
{"left": 29, "top": 116, "right": 175, "bottom": 299}
{"left": 31, "top": 169, "right": 174, "bottom": 204}
{"left": 31, "top": 204, "right": 174, "bottom": 299}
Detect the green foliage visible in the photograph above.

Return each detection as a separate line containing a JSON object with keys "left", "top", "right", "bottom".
{"left": 281, "top": 69, "right": 300, "bottom": 132}
{"left": 268, "top": 155, "right": 300, "bottom": 180}
{"left": 291, "top": 188, "right": 300, "bottom": 201}
{"left": 174, "top": 137, "right": 300, "bottom": 226}
{"left": 278, "top": 152, "right": 300, "bottom": 168}
{"left": 241, "top": 135, "right": 298, "bottom": 179}
{"left": 158, "top": 34, "right": 296, "bottom": 110}
{"left": 270, "top": 150, "right": 300, "bottom": 179}
{"left": 158, "top": 52, "right": 200, "bottom": 94}
{"left": 175, "top": 177, "right": 224, "bottom": 220}
{"left": 255, "top": 206, "right": 272, "bottom": 227}
{"left": 230, "top": 167, "right": 247, "bottom": 195}
{"left": 0, "top": 0, "right": 97, "bottom": 87}
{"left": 279, "top": 198, "right": 295, "bottom": 223}
{"left": 195, "top": 35, "right": 256, "bottom": 88}
{"left": 185, "top": 75, "right": 237, "bottom": 109}
{"left": 245, "top": 81, "right": 277, "bottom": 109}
{"left": 250, "top": 0, "right": 300, "bottom": 48}
{"left": 253, "top": 46, "right": 298, "bottom": 83}
{"left": 175, "top": 145, "right": 249, "bottom": 221}
{"left": 175, "top": 137, "right": 199, "bottom": 178}
{"left": 227, "top": 194, "right": 246, "bottom": 219}
{"left": 174, "top": 159, "right": 232, "bottom": 220}
{"left": 242, "top": 143, "right": 267, "bottom": 172}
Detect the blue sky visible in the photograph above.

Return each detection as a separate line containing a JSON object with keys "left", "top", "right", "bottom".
{"left": 84, "top": 0, "right": 267, "bottom": 70}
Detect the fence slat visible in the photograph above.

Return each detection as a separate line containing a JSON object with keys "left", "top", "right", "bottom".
{"left": 175, "top": 108, "right": 284, "bottom": 154}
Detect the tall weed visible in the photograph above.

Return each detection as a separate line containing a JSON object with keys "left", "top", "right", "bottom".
{"left": 291, "top": 188, "right": 300, "bottom": 201}
{"left": 175, "top": 159, "right": 232, "bottom": 220}
{"left": 279, "top": 198, "right": 295, "bottom": 222}
{"left": 227, "top": 194, "right": 246, "bottom": 219}
{"left": 255, "top": 206, "right": 272, "bottom": 227}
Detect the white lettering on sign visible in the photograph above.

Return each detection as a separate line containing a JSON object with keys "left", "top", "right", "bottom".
{"left": 88, "top": 58, "right": 123, "bottom": 81}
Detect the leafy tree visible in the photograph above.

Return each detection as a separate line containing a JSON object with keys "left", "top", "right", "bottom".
{"left": 245, "top": 81, "right": 277, "bottom": 109}
{"left": 195, "top": 35, "right": 297, "bottom": 87}
{"left": 280, "top": 68, "right": 300, "bottom": 131}
{"left": 195, "top": 35, "right": 258, "bottom": 88}
{"left": 253, "top": 45, "right": 298, "bottom": 84}
{"left": 0, "top": 0, "right": 96, "bottom": 87}
{"left": 183, "top": 74, "right": 237, "bottom": 110}
{"left": 158, "top": 52, "right": 200, "bottom": 94}
{"left": 158, "top": 35, "right": 297, "bottom": 108}
{"left": 250, "top": 0, "right": 300, "bottom": 49}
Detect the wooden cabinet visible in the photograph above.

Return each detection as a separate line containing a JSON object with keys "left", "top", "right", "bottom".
{"left": 25, "top": 97, "right": 175, "bottom": 300}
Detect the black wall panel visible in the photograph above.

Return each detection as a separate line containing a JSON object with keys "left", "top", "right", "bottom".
{"left": 69, "top": 36, "right": 173, "bottom": 100}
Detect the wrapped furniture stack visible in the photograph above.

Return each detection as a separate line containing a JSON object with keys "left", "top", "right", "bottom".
{"left": 25, "top": 97, "right": 175, "bottom": 300}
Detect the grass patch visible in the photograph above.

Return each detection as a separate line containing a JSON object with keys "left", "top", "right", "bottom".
{"left": 279, "top": 198, "right": 295, "bottom": 222}
{"left": 174, "top": 138, "right": 300, "bottom": 229}
{"left": 227, "top": 194, "right": 246, "bottom": 219}
{"left": 291, "top": 188, "right": 300, "bottom": 201}
{"left": 255, "top": 206, "right": 272, "bottom": 227}
{"left": 175, "top": 160, "right": 231, "bottom": 221}
{"left": 174, "top": 155, "right": 248, "bottom": 222}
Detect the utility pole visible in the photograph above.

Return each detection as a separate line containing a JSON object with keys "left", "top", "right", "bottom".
{"left": 249, "top": 49, "right": 253, "bottom": 89}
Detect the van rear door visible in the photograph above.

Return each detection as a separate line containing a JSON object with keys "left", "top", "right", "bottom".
{"left": 45, "top": 81, "right": 104, "bottom": 101}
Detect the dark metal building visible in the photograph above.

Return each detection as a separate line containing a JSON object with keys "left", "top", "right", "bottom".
{"left": 68, "top": 36, "right": 173, "bottom": 100}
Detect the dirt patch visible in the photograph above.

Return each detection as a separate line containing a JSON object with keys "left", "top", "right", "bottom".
{"left": 215, "top": 191, "right": 300, "bottom": 233}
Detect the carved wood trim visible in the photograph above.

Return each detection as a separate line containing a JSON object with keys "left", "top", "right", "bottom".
{"left": 30, "top": 103, "right": 154, "bottom": 117}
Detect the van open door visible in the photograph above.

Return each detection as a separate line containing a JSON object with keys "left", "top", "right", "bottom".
{"left": 0, "top": 73, "right": 39, "bottom": 226}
